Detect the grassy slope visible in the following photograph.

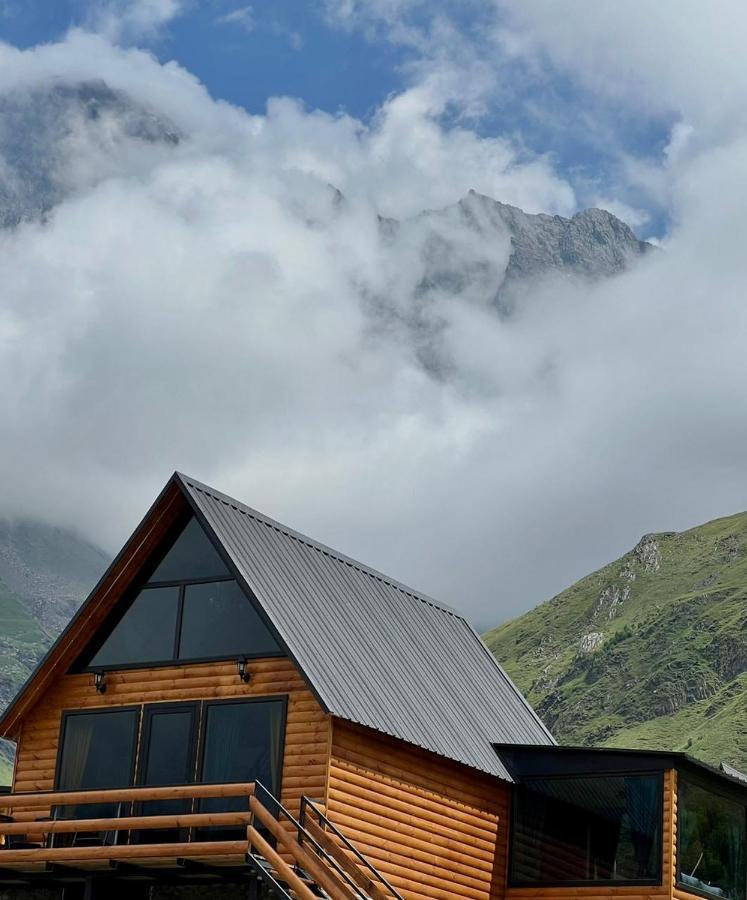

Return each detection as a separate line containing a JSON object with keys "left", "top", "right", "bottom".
{"left": 484, "top": 511, "right": 747, "bottom": 771}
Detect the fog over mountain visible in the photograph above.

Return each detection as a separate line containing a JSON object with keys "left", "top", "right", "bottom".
{"left": 1, "top": 30, "right": 746, "bottom": 630}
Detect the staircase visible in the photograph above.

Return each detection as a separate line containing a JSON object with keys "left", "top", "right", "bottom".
{"left": 246, "top": 784, "right": 405, "bottom": 900}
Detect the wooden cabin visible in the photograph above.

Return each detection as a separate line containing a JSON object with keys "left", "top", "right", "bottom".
{"left": 0, "top": 473, "right": 743, "bottom": 900}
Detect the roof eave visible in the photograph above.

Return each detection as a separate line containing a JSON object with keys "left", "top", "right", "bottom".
{"left": 0, "top": 473, "right": 188, "bottom": 738}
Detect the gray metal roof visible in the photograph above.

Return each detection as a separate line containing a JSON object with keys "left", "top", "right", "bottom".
{"left": 179, "top": 473, "right": 554, "bottom": 779}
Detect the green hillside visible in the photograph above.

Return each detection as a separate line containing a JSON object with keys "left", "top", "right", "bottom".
{"left": 0, "top": 519, "right": 108, "bottom": 784}
{"left": 484, "top": 511, "right": 747, "bottom": 770}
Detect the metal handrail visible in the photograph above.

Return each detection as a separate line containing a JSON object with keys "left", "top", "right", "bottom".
{"left": 251, "top": 781, "right": 370, "bottom": 899}
{"left": 245, "top": 852, "right": 295, "bottom": 900}
{"left": 300, "top": 795, "right": 405, "bottom": 900}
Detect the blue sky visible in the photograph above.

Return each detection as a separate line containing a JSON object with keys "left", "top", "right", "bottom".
{"left": 0, "top": 0, "right": 673, "bottom": 237}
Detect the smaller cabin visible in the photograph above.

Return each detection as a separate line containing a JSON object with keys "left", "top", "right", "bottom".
{"left": 0, "top": 473, "right": 742, "bottom": 900}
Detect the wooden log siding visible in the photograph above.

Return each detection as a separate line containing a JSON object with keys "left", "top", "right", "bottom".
{"left": 505, "top": 768, "right": 678, "bottom": 900}
{"left": 326, "top": 720, "right": 509, "bottom": 900}
{"left": 11, "top": 656, "right": 329, "bottom": 831}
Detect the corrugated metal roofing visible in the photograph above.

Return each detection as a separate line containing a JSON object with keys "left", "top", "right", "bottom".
{"left": 179, "top": 473, "right": 554, "bottom": 779}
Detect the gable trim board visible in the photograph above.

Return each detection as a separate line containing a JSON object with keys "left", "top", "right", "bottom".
{"left": 0, "top": 472, "right": 553, "bottom": 778}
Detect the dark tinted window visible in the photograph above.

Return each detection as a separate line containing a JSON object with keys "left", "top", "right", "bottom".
{"left": 201, "top": 699, "right": 284, "bottom": 789}
{"left": 200, "top": 699, "right": 284, "bottom": 821}
{"left": 149, "top": 517, "right": 229, "bottom": 582}
{"left": 140, "top": 707, "right": 197, "bottom": 787}
{"left": 511, "top": 774, "right": 662, "bottom": 884}
{"left": 57, "top": 709, "right": 139, "bottom": 820}
{"left": 58, "top": 709, "right": 139, "bottom": 790}
{"left": 136, "top": 705, "right": 198, "bottom": 841}
{"left": 88, "top": 586, "right": 179, "bottom": 667}
{"left": 678, "top": 778, "right": 746, "bottom": 900}
{"left": 179, "top": 580, "right": 279, "bottom": 660}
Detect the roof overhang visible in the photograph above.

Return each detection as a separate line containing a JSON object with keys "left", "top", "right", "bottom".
{"left": 493, "top": 743, "right": 747, "bottom": 800}
{"left": 0, "top": 475, "right": 189, "bottom": 738}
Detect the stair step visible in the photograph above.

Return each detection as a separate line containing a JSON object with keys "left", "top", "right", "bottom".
{"left": 248, "top": 851, "right": 332, "bottom": 899}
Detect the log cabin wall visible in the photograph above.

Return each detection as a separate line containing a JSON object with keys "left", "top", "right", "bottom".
{"left": 505, "top": 768, "right": 678, "bottom": 900}
{"left": 326, "top": 718, "right": 510, "bottom": 900}
{"left": 11, "top": 656, "right": 329, "bottom": 832}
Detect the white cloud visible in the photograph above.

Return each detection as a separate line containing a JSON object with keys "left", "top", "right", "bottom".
{"left": 87, "top": 0, "right": 185, "bottom": 42}
{"left": 217, "top": 6, "right": 254, "bottom": 33}
{"left": 495, "top": 1, "right": 747, "bottom": 141}
{"left": 1, "top": 23, "right": 747, "bottom": 632}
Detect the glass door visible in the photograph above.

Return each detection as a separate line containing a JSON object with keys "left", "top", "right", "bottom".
{"left": 135, "top": 702, "right": 199, "bottom": 843}
{"left": 196, "top": 698, "right": 286, "bottom": 840}
{"left": 54, "top": 707, "right": 140, "bottom": 846}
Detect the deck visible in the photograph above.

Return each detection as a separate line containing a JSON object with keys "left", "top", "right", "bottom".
{"left": 0, "top": 781, "right": 404, "bottom": 899}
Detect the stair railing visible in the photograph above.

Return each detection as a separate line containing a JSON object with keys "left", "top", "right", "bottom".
{"left": 300, "top": 795, "right": 404, "bottom": 900}
{"left": 249, "top": 781, "right": 398, "bottom": 900}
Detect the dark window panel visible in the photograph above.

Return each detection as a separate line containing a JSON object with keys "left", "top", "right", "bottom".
{"left": 510, "top": 774, "right": 663, "bottom": 885}
{"left": 178, "top": 580, "right": 279, "bottom": 660}
{"left": 678, "top": 778, "right": 746, "bottom": 900}
{"left": 135, "top": 705, "right": 198, "bottom": 844}
{"left": 198, "top": 699, "right": 285, "bottom": 838}
{"left": 56, "top": 709, "right": 139, "bottom": 822}
{"left": 87, "top": 586, "right": 180, "bottom": 668}
{"left": 149, "top": 517, "right": 229, "bottom": 582}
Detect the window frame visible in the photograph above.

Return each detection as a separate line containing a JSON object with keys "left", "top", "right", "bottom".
{"left": 54, "top": 696, "right": 288, "bottom": 803}
{"left": 136, "top": 701, "right": 202, "bottom": 789}
{"left": 76, "top": 575, "right": 284, "bottom": 673}
{"left": 196, "top": 695, "right": 288, "bottom": 799}
{"left": 675, "top": 771, "right": 747, "bottom": 900}
{"left": 507, "top": 768, "right": 665, "bottom": 889}
{"left": 54, "top": 705, "right": 142, "bottom": 792}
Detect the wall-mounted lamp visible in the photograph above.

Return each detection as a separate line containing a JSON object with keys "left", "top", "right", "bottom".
{"left": 236, "top": 658, "right": 251, "bottom": 683}
{"left": 93, "top": 670, "right": 107, "bottom": 694}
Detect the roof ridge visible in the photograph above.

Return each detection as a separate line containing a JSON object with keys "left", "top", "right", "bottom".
{"left": 176, "top": 473, "right": 462, "bottom": 618}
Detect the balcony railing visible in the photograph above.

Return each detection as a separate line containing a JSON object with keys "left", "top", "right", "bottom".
{"left": 0, "top": 781, "right": 405, "bottom": 899}
{"left": 0, "top": 782, "right": 255, "bottom": 864}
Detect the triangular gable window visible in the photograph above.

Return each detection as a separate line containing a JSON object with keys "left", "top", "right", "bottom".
{"left": 149, "top": 517, "right": 229, "bottom": 582}
{"left": 77, "top": 516, "right": 280, "bottom": 670}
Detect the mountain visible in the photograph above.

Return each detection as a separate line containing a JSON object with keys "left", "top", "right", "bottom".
{"left": 399, "top": 190, "right": 655, "bottom": 313}
{"left": 0, "top": 79, "right": 651, "bottom": 306}
{"left": 484, "top": 511, "right": 747, "bottom": 771}
{"left": 0, "top": 79, "right": 180, "bottom": 228}
{"left": 0, "top": 520, "right": 108, "bottom": 781}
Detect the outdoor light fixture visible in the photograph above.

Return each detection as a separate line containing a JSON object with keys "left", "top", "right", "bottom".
{"left": 236, "top": 658, "right": 251, "bottom": 683}
{"left": 93, "top": 670, "right": 107, "bottom": 694}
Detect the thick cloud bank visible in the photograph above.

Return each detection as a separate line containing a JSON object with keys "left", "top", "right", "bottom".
{"left": 1, "top": 28, "right": 746, "bottom": 628}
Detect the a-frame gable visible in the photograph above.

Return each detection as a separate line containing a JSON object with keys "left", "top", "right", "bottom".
{"left": 2, "top": 471, "right": 552, "bottom": 778}
{"left": 0, "top": 474, "right": 303, "bottom": 740}
{"left": 73, "top": 512, "right": 281, "bottom": 671}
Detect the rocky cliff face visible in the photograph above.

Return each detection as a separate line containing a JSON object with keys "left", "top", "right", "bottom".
{"left": 0, "top": 79, "right": 180, "bottom": 229}
{"left": 406, "top": 190, "right": 654, "bottom": 313}
{"left": 484, "top": 511, "right": 747, "bottom": 771}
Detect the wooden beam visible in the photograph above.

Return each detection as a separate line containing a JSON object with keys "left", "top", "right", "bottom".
{"left": 0, "top": 482, "right": 187, "bottom": 738}
{"left": 249, "top": 795, "right": 354, "bottom": 900}
{"left": 0, "top": 782, "right": 255, "bottom": 809}
{"left": 305, "top": 818, "right": 393, "bottom": 900}
{"left": 0, "top": 839, "right": 248, "bottom": 865}
{"left": 247, "top": 826, "right": 318, "bottom": 900}
{"left": 0, "top": 810, "right": 252, "bottom": 836}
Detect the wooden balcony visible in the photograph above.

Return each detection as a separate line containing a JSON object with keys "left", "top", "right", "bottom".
{"left": 0, "top": 781, "right": 255, "bottom": 882}
{"left": 0, "top": 781, "right": 405, "bottom": 899}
